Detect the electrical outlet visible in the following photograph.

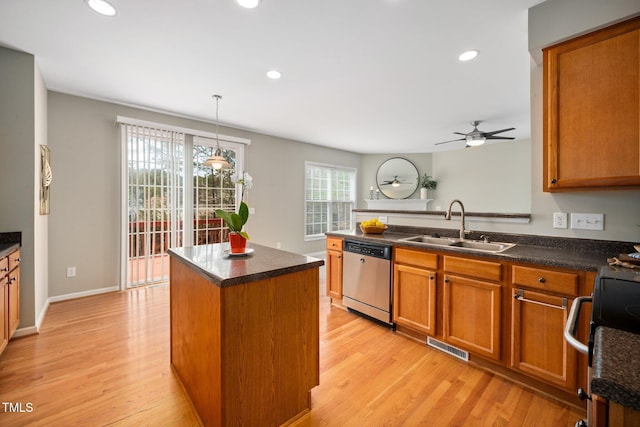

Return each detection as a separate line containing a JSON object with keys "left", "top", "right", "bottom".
{"left": 553, "top": 212, "right": 567, "bottom": 229}
{"left": 67, "top": 267, "right": 76, "bottom": 277}
{"left": 571, "top": 213, "right": 604, "bottom": 230}
{"left": 378, "top": 216, "right": 388, "bottom": 224}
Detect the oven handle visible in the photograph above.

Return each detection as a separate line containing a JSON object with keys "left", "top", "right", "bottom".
{"left": 563, "top": 296, "right": 591, "bottom": 355}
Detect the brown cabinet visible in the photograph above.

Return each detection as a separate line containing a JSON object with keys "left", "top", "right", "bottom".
{"left": 510, "top": 264, "right": 580, "bottom": 391}
{"left": 1, "top": 247, "right": 20, "bottom": 355}
{"left": 543, "top": 16, "right": 640, "bottom": 191}
{"left": 442, "top": 255, "right": 502, "bottom": 361}
{"left": 392, "top": 248, "right": 437, "bottom": 336}
{"left": 326, "top": 237, "right": 343, "bottom": 300}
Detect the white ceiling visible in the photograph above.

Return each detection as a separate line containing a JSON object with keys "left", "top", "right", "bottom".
{"left": 0, "top": 0, "right": 544, "bottom": 153}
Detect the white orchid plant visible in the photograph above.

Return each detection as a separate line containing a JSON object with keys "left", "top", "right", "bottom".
{"left": 215, "top": 172, "right": 253, "bottom": 240}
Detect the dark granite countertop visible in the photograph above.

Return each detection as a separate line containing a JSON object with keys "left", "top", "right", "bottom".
{"left": 0, "top": 243, "right": 20, "bottom": 259}
{"left": 169, "top": 242, "right": 325, "bottom": 288}
{"left": 326, "top": 226, "right": 636, "bottom": 271}
{"left": 592, "top": 327, "right": 640, "bottom": 411}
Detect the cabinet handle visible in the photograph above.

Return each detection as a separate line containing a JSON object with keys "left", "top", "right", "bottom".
{"left": 444, "top": 278, "right": 449, "bottom": 283}
{"left": 337, "top": 255, "right": 341, "bottom": 259}
{"left": 1, "top": 267, "right": 7, "bottom": 272}
{"left": 551, "top": 178, "right": 557, "bottom": 184}
{"left": 538, "top": 277, "right": 546, "bottom": 283}
{"left": 16, "top": 257, "right": 21, "bottom": 262}
{"left": 514, "top": 290, "right": 566, "bottom": 309}
{"left": 429, "top": 276, "right": 434, "bottom": 280}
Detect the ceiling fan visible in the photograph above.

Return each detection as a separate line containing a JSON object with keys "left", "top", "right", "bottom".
{"left": 435, "top": 121, "right": 515, "bottom": 147}
{"left": 381, "top": 176, "right": 410, "bottom": 187}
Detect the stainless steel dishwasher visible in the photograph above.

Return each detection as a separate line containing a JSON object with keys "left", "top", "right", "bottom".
{"left": 342, "top": 239, "right": 393, "bottom": 326}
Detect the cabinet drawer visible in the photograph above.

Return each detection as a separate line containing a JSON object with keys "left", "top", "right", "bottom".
{"left": 326, "top": 237, "right": 343, "bottom": 251}
{"left": 512, "top": 265, "right": 578, "bottom": 296}
{"left": 443, "top": 255, "right": 502, "bottom": 282}
{"left": 394, "top": 248, "right": 438, "bottom": 270}
{"left": 8, "top": 249, "right": 20, "bottom": 271}
{"left": 0, "top": 257, "right": 7, "bottom": 275}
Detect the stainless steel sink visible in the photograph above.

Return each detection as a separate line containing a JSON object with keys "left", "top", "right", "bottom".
{"left": 399, "top": 235, "right": 515, "bottom": 253}
{"left": 449, "top": 240, "right": 515, "bottom": 253}
{"left": 399, "top": 235, "right": 458, "bottom": 246}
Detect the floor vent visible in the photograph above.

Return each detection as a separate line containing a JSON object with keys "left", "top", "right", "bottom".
{"left": 427, "top": 337, "right": 469, "bottom": 362}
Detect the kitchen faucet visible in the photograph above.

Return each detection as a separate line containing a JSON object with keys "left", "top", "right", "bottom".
{"left": 445, "top": 199, "right": 467, "bottom": 240}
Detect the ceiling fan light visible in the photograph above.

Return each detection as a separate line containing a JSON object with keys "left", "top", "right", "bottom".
{"left": 466, "top": 135, "right": 486, "bottom": 147}
{"left": 86, "top": 0, "right": 117, "bottom": 16}
{"left": 235, "top": 0, "right": 261, "bottom": 9}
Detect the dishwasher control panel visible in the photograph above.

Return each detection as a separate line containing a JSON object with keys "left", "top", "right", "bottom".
{"left": 344, "top": 240, "right": 392, "bottom": 260}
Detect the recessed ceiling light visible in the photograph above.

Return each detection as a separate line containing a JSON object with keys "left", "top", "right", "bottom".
{"left": 458, "top": 50, "right": 479, "bottom": 62}
{"left": 235, "top": 0, "right": 261, "bottom": 9}
{"left": 266, "top": 70, "right": 282, "bottom": 80}
{"left": 86, "top": 0, "right": 117, "bottom": 16}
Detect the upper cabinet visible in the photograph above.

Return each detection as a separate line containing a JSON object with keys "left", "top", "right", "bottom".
{"left": 543, "top": 16, "right": 640, "bottom": 192}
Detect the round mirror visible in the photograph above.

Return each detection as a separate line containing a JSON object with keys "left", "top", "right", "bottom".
{"left": 376, "top": 157, "right": 419, "bottom": 199}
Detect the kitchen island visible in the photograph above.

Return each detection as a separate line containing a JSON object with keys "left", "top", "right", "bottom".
{"left": 168, "top": 242, "right": 324, "bottom": 426}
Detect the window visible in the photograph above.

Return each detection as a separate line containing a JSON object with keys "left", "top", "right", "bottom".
{"left": 305, "top": 162, "right": 356, "bottom": 239}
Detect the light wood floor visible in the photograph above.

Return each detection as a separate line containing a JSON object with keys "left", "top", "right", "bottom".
{"left": 0, "top": 281, "right": 585, "bottom": 426}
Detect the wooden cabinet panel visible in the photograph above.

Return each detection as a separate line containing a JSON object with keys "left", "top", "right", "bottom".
{"left": 8, "top": 267, "right": 19, "bottom": 338}
{"left": 393, "top": 264, "right": 436, "bottom": 336}
{"left": 394, "top": 247, "right": 438, "bottom": 270}
{"left": 443, "top": 255, "right": 502, "bottom": 282}
{"left": 512, "top": 265, "right": 578, "bottom": 296}
{"left": 326, "top": 237, "right": 343, "bottom": 300}
{"left": 543, "top": 16, "right": 640, "bottom": 191}
{"left": 326, "top": 249, "right": 343, "bottom": 299}
{"left": 8, "top": 249, "right": 21, "bottom": 270}
{"left": 443, "top": 274, "right": 501, "bottom": 360}
{"left": 326, "top": 237, "right": 343, "bottom": 251}
{"left": 511, "top": 288, "right": 576, "bottom": 390}
{"left": 0, "top": 276, "right": 8, "bottom": 354}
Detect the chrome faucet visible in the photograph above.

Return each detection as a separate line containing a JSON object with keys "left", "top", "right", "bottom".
{"left": 445, "top": 199, "right": 467, "bottom": 240}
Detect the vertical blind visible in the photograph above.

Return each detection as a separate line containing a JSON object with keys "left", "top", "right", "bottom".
{"left": 125, "top": 124, "right": 185, "bottom": 287}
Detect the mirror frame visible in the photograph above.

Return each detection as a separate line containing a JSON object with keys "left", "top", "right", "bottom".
{"left": 376, "top": 157, "right": 419, "bottom": 199}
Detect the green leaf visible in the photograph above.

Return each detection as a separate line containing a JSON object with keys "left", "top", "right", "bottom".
{"left": 238, "top": 202, "right": 249, "bottom": 225}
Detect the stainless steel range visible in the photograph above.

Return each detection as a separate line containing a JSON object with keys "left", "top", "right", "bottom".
{"left": 565, "top": 266, "right": 640, "bottom": 426}
{"left": 342, "top": 239, "right": 393, "bottom": 325}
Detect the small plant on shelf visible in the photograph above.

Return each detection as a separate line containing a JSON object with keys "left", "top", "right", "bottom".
{"left": 419, "top": 174, "right": 438, "bottom": 190}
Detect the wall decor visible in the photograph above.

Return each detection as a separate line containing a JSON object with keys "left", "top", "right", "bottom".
{"left": 376, "top": 157, "right": 419, "bottom": 199}
{"left": 40, "top": 145, "right": 52, "bottom": 215}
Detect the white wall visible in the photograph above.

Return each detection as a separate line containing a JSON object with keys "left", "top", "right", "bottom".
{"left": 432, "top": 140, "right": 531, "bottom": 213}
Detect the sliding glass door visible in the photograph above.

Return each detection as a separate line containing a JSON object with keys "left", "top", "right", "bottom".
{"left": 122, "top": 123, "right": 244, "bottom": 288}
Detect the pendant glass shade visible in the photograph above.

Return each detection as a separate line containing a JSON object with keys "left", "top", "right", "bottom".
{"left": 205, "top": 94, "right": 231, "bottom": 170}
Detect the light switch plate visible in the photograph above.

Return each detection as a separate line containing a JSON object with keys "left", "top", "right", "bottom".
{"left": 571, "top": 213, "right": 604, "bottom": 230}
{"left": 553, "top": 212, "right": 567, "bottom": 229}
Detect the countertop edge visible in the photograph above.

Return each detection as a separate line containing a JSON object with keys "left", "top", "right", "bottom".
{"left": 169, "top": 244, "right": 324, "bottom": 288}
{"left": 0, "top": 243, "right": 20, "bottom": 259}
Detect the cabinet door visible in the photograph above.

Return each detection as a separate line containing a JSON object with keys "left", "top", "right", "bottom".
{"left": 0, "top": 277, "right": 8, "bottom": 354}
{"left": 8, "top": 268, "right": 19, "bottom": 338}
{"left": 326, "top": 249, "right": 343, "bottom": 299}
{"left": 511, "top": 288, "right": 576, "bottom": 391}
{"left": 443, "top": 274, "right": 501, "bottom": 360}
{"left": 393, "top": 264, "right": 436, "bottom": 336}
{"left": 543, "top": 17, "right": 640, "bottom": 191}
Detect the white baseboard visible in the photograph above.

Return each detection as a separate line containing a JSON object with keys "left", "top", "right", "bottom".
{"left": 305, "top": 251, "right": 326, "bottom": 259}
{"left": 13, "top": 325, "right": 38, "bottom": 338}
{"left": 48, "top": 285, "right": 119, "bottom": 303}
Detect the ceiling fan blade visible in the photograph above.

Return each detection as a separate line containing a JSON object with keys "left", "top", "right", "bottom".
{"left": 435, "top": 137, "right": 466, "bottom": 145}
{"left": 453, "top": 132, "right": 467, "bottom": 136}
{"left": 483, "top": 127, "right": 515, "bottom": 137}
{"left": 486, "top": 136, "right": 515, "bottom": 140}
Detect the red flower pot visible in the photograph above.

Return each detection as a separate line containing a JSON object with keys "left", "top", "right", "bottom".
{"left": 229, "top": 232, "right": 247, "bottom": 254}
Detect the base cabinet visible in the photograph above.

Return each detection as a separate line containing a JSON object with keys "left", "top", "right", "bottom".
{"left": 393, "top": 264, "right": 437, "bottom": 336}
{"left": 325, "top": 237, "right": 343, "bottom": 300}
{"left": 441, "top": 255, "right": 503, "bottom": 361}
{"left": 511, "top": 288, "right": 576, "bottom": 390}
{"left": 1, "top": 247, "right": 20, "bottom": 356}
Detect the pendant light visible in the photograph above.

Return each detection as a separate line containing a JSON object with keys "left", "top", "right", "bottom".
{"left": 204, "top": 95, "right": 231, "bottom": 170}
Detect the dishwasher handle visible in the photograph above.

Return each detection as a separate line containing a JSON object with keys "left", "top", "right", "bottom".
{"left": 563, "top": 296, "right": 591, "bottom": 355}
